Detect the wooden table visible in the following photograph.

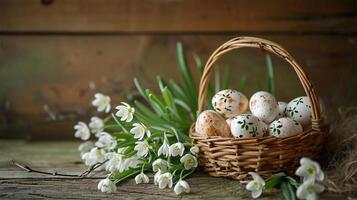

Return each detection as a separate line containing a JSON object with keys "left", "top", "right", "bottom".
{"left": 0, "top": 140, "right": 347, "bottom": 199}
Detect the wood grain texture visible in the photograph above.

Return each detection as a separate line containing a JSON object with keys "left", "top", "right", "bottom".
{"left": 0, "top": 140, "right": 349, "bottom": 199}
{"left": 0, "top": 0, "right": 356, "bottom": 33}
{"left": 0, "top": 35, "right": 356, "bottom": 139}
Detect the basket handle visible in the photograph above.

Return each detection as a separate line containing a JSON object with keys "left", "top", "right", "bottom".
{"left": 197, "top": 36, "right": 322, "bottom": 131}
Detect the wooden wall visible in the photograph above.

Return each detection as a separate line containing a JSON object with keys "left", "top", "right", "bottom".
{"left": 0, "top": 0, "right": 356, "bottom": 139}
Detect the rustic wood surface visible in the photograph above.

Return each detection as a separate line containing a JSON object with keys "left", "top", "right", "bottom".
{"left": 0, "top": 140, "right": 350, "bottom": 199}
{"left": 0, "top": 0, "right": 356, "bottom": 33}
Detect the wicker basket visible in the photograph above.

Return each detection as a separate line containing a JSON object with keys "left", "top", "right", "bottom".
{"left": 189, "top": 36, "right": 324, "bottom": 182}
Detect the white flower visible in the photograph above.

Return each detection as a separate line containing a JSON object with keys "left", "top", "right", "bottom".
{"left": 130, "top": 123, "right": 151, "bottom": 140}
{"left": 95, "top": 132, "right": 117, "bottom": 151}
{"left": 190, "top": 145, "right": 199, "bottom": 155}
{"left": 78, "top": 141, "right": 94, "bottom": 156}
{"left": 174, "top": 180, "right": 190, "bottom": 195}
{"left": 105, "top": 153, "right": 125, "bottom": 173}
{"left": 295, "top": 157, "right": 324, "bottom": 182}
{"left": 296, "top": 179, "right": 325, "bottom": 200}
{"left": 98, "top": 178, "right": 116, "bottom": 193}
{"left": 154, "top": 171, "right": 162, "bottom": 185}
{"left": 81, "top": 147, "right": 106, "bottom": 169}
{"left": 92, "top": 93, "right": 111, "bottom": 113}
{"left": 134, "top": 140, "right": 150, "bottom": 157}
{"left": 152, "top": 159, "right": 169, "bottom": 173}
{"left": 89, "top": 116, "right": 104, "bottom": 136}
{"left": 125, "top": 156, "right": 142, "bottom": 169}
{"left": 158, "top": 172, "right": 173, "bottom": 189}
{"left": 135, "top": 172, "right": 149, "bottom": 184}
{"left": 158, "top": 139, "right": 170, "bottom": 157}
{"left": 74, "top": 121, "right": 90, "bottom": 140}
{"left": 169, "top": 142, "right": 185, "bottom": 157}
{"left": 115, "top": 102, "right": 135, "bottom": 122}
{"left": 246, "top": 172, "right": 265, "bottom": 199}
{"left": 180, "top": 154, "right": 198, "bottom": 170}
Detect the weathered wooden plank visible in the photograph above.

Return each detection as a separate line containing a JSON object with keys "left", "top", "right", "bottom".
{"left": 0, "top": 0, "right": 356, "bottom": 33}
{"left": 0, "top": 140, "right": 348, "bottom": 199}
{"left": 0, "top": 35, "right": 356, "bottom": 139}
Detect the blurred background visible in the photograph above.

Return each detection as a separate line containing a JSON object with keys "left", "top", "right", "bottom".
{"left": 0, "top": 0, "right": 356, "bottom": 140}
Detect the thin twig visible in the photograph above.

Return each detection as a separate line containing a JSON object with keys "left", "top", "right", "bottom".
{"left": 12, "top": 160, "right": 108, "bottom": 178}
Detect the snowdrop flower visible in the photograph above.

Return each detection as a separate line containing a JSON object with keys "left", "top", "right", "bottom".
{"left": 78, "top": 141, "right": 94, "bottom": 156}
{"left": 180, "top": 154, "right": 198, "bottom": 170}
{"left": 92, "top": 93, "right": 111, "bottom": 113}
{"left": 158, "top": 172, "right": 173, "bottom": 189}
{"left": 152, "top": 159, "right": 169, "bottom": 173}
{"left": 135, "top": 172, "right": 149, "bottom": 184}
{"left": 74, "top": 121, "right": 90, "bottom": 140}
{"left": 98, "top": 178, "right": 116, "bottom": 193}
{"left": 105, "top": 153, "right": 125, "bottom": 173}
{"left": 295, "top": 157, "right": 324, "bottom": 182}
{"left": 154, "top": 171, "right": 162, "bottom": 185}
{"left": 190, "top": 145, "right": 199, "bottom": 155}
{"left": 115, "top": 102, "right": 135, "bottom": 122}
{"left": 246, "top": 172, "right": 265, "bottom": 199}
{"left": 125, "top": 156, "right": 142, "bottom": 169}
{"left": 89, "top": 116, "right": 104, "bottom": 136}
{"left": 81, "top": 147, "right": 106, "bottom": 168}
{"left": 296, "top": 179, "right": 325, "bottom": 200}
{"left": 134, "top": 140, "right": 150, "bottom": 157}
{"left": 158, "top": 139, "right": 170, "bottom": 157}
{"left": 130, "top": 123, "right": 151, "bottom": 140}
{"left": 174, "top": 180, "right": 190, "bottom": 195}
{"left": 95, "top": 132, "right": 117, "bottom": 151}
{"left": 169, "top": 142, "right": 185, "bottom": 157}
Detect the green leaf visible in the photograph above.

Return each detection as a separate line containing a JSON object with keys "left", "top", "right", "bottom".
{"left": 222, "top": 66, "right": 230, "bottom": 90}
{"left": 266, "top": 54, "right": 275, "bottom": 96}
{"left": 162, "top": 87, "right": 175, "bottom": 109}
{"left": 238, "top": 75, "right": 247, "bottom": 92}
{"left": 112, "top": 132, "right": 134, "bottom": 140}
{"left": 214, "top": 69, "right": 220, "bottom": 93}
{"left": 285, "top": 176, "right": 300, "bottom": 189}
{"left": 265, "top": 172, "right": 286, "bottom": 189}
{"left": 193, "top": 54, "right": 203, "bottom": 75}
{"left": 113, "top": 167, "right": 142, "bottom": 184}
{"left": 287, "top": 181, "right": 297, "bottom": 200}
{"left": 116, "top": 140, "right": 136, "bottom": 149}
{"left": 176, "top": 42, "right": 197, "bottom": 110}
{"left": 111, "top": 114, "right": 129, "bottom": 133}
{"left": 280, "top": 181, "right": 296, "bottom": 200}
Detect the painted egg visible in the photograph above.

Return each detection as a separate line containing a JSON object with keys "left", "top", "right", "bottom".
{"left": 226, "top": 117, "right": 234, "bottom": 127}
{"left": 269, "top": 117, "right": 303, "bottom": 138}
{"left": 195, "top": 110, "right": 231, "bottom": 137}
{"left": 212, "top": 89, "right": 248, "bottom": 118}
{"left": 249, "top": 91, "right": 279, "bottom": 123}
{"left": 230, "top": 114, "right": 267, "bottom": 139}
{"left": 277, "top": 101, "right": 287, "bottom": 118}
{"left": 286, "top": 96, "right": 312, "bottom": 128}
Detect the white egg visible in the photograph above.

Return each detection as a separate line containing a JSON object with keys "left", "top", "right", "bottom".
{"left": 212, "top": 89, "right": 248, "bottom": 118}
{"left": 226, "top": 117, "right": 234, "bottom": 127}
{"left": 195, "top": 110, "right": 231, "bottom": 137}
{"left": 277, "top": 101, "right": 287, "bottom": 118}
{"left": 249, "top": 91, "right": 279, "bottom": 123}
{"left": 286, "top": 96, "right": 312, "bottom": 129}
{"left": 230, "top": 114, "right": 266, "bottom": 139}
{"left": 269, "top": 117, "right": 303, "bottom": 138}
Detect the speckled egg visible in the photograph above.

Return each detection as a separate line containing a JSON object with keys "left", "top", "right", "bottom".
{"left": 277, "top": 101, "right": 287, "bottom": 118}
{"left": 269, "top": 117, "right": 303, "bottom": 138}
{"left": 212, "top": 89, "right": 248, "bottom": 118}
{"left": 249, "top": 91, "right": 279, "bottom": 123}
{"left": 195, "top": 110, "right": 231, "bottom": 137}
{"left": 286, "top": 96, "right": 312, "bottom": 128}
{"left": 230, "top": 114, "right": 267, "bottom": 139}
